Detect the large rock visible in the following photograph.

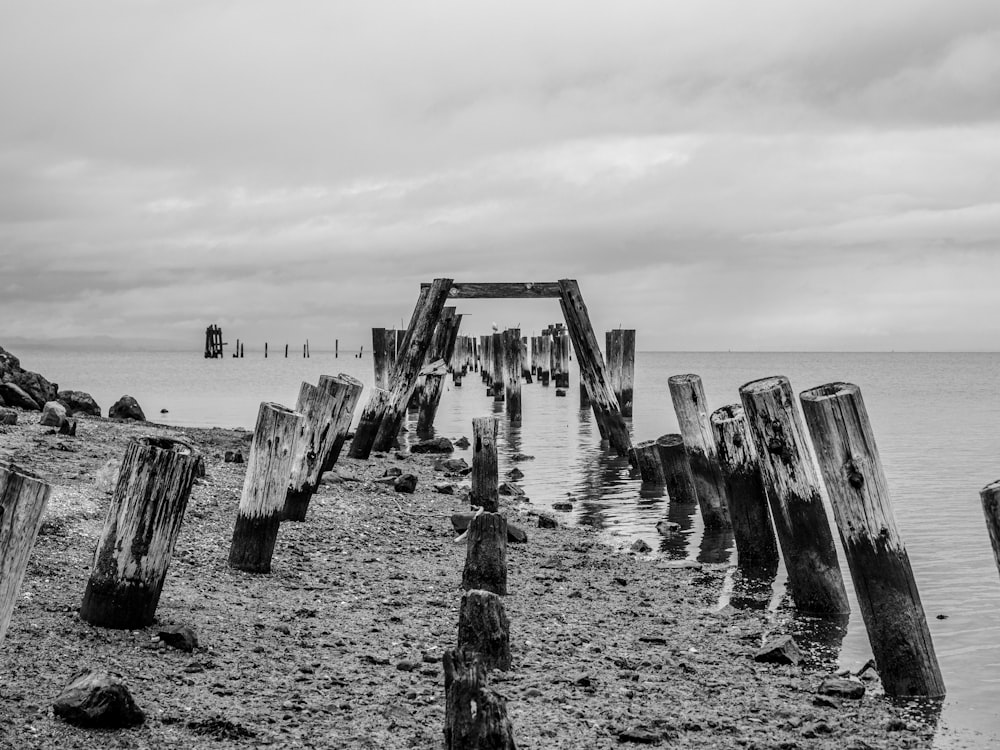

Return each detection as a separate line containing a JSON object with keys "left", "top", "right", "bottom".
{"left": 158, "top": 624, "right": 199, "bottom": 653}
{"left": 40, "top": 401, "right": 68, "bottom": 427}
{"left": 0, "top": 407, "right": 17, "bottom": 425}
{"left": 754, "top": 635, "right": 803, "bottom": 665}
{"left": 57, "top": 390, "right": 102, "bottom": 417}
{"left": 109, "top": 395, "right": 146, "bottom": 421}
{"left": 52, "top": 669, "right": 145, "bottom": 727}
{"left": 818, "top": 677, "right": 866, "bottom": 699}
{"left": 410, "top": 437, "right": 454, "bottom": 454}
{"left": 0, "top": 382, "right": 39, "bottom": 410}
{"left": 13, "top": 369, "right": 58, "bottom": 407}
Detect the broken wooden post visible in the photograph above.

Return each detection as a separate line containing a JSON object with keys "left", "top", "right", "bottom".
{"left": 668, "top": 374, "right": 731, "bottom": 530}
{"left": 557, "top": 279, "right": 631, "bottom": 456}
{"left": 283, "top": 382, "right": 340, "bottom": 522}
{"left": 0, "top": 463, "right": 51, "bottom": 644}
{"left": 80, "top": 438, "right": 201, "bottom": 628}
{"left": 501, "top": 329, "right": 522, "bottom": 420}
{"left": 443, "top": 649, "right": 516, "bottom": 750}
{"left": 981, "top": 480, "right": 1000, "bottom": 583}
{"left": 605, "top": 329, "right": 636, "bottom": 417}
{"left": 710, "top": 404, "right": 779, "bottom": 576}
{"left": 457, "top": 590, "right": 511, "bottom": 671}
{"left": 631, "top": 440, "right": 666, "bottom": 484}
{"left": 372, "top": 327, "right": 391, "bottom": 389}
{"left": 318, "top": 373, "right": 364, "bottom": 470}
{"left": 801, "top": 382, "right": 945, "bottom": 697}
{"left": 228, "top": 403, "right": 304, "bottom": 573}
{"left": 462, "top": 513, "right": 508, "bottom": 595}
{"left": 656, "top": 434, "right": 699, "bottom": 506}
{"left": 347, "top": 387, "right": 390, "bottom": 460}
{"left": 471, "top": 417, "right": 499, "bottom": 512}
{"left": 417, "top": 308, "right": 462, "bottom": 433}
{"left": 739, "top": 376, "right": 850, "bottom": 615}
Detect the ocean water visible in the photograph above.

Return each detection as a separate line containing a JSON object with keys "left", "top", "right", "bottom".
{"left": 14, "top": 347, "right": 1000, "bottom": 745}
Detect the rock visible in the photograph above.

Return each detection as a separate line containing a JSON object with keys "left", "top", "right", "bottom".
{"left": 507, "top": 523, "right": 528, "bottom": 544}
{"left": 160, "top": 408, "right": 169, "bottom": 414}
{"left": 52, "top": 669, "right": 145, "bottom": 727}
{"left": 409, "top": 437, "right": 454, "bottom": 454}
{"left": 383, "top": 466, "right": 403, "bottom": 477}
{"left": 109, "top": 395, "right": 146, "bottom": 421}
{"left": 394, "top": 474, "right": 418, "bottom": 493}
{"left": 660, "top": 560, "right": 702, "bottom": 570}
{"left": 537, "top": 514, "right": 557, "bottom": 529}
{"left": 817, "top": 677, "right": 865, "bottom": 699}
{"left": 510, "top": 453, "right": 535, "bottom": 462}
{"left": 11, "top": 368, "right": 58, "bottom": 407}
{"left": 618, "top": 726, "right": 662, "bottom": 744}
{"left": 630, "top": 539, "right": 652, "bottom": 553}
{"left": 57, "top": 389, "right": 102, "bottom": 417}
{"left": 453, "top": 436, "right": 470, "bottom": 449}
{"left": 224, "top": 451, "right": 244, "bottom": 464}
{"left": 433, "top": 457, "right": 469, "bottom": 473}
{"left": 507, "top": 467, "right": 524, "bottom": 480}
{"left": 0, "top": 382, "right": 39, "bottom": 410}
{"left": 40, "top": 401, "right": 68, "bottom": 427}
{"left": 498, "top": 482, "right": 524, "bottom": 496}
{"left": 754, "top": 635, "right": 803, "bottom": 666}
{"left": 802, "top": 722, "right": 833, "bottom": 738}
{"left": 0, "top": 407, "right": 17, "bottom": 425}
{"left": 433, "top": 483, "right": 456, "bottom": 494}
{"left": 158, "top": 624, "right": 199, "bottom": 652}
{"left": 656, "top": 520, "right": 681, "bottom": 535}
{"left": 58, "top": 417, "right": 78, "bottom": 436}
{"left": 555, "top": 388, "right": 567, "bottom": 397}
{"left": 552, "top": 501, "right": 573, "bottom": 511}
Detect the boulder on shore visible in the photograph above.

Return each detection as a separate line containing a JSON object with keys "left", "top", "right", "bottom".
{"left": 0, "top": 407, "right": 17, "bottom": 425}
{"left": 0, "top": 345, "right": 58, "bottom": 408}
{"left": 0, "top": 382, "right": 40, "bottom": 411}
{"left": 410, "top": 437, "right": 454, "bottom": 454}
{"left": 40, "top": 401, "right": 68, "bottom": 427}
{"left": 58, "top": 390, "right": 102, "bottom": 417}
{"left": 109, "top": 395, "right": 146, "bottom": 421}
{"left": 52, "top": 669, "right": 145, "bottom": 728}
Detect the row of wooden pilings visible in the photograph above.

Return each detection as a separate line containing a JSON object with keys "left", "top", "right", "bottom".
{"left": 631, "top": 373, "right": 945, "bottom": 698}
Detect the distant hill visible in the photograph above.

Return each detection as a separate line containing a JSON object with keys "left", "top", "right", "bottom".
{"left": 0, "top": 335, "right": 189, "bottom": 352}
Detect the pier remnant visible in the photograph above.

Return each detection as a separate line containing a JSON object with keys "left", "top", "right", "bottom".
{"left": 656, "top": 434, "right": 699, "bottom": 506}
{"left": 283, "top": 382, "right": 341, "bottom": 522}
{"left": 605, "top": 329, "right": 635, "bottom": 417}
{"left": 203, "top": 325, "right": 225, "bottom": 358}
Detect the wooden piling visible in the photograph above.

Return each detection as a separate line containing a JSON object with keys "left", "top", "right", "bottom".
{"left": 538, "top": 335, "right": 551, "bottom": 386}
{"left": 981, "top": 480, "right": 1000, "bottom": 584}
{"left": 284, "top": 343, "right": 288, "bottom": 358}
{"left": 656, "top": 433, "right": 699, "bottom": 505}
{"left": 557, "top": 280, "right": 631, "bottom": 456}
{"left": 471, "top": 417, "right": 499, "bottom": 512}
{"left": 631, "top": 440, "right": 666, "bottom": 484}
{"left": 605, "top": 329, "right": 635, "bottom": 417}
{"left": 318, "top": 373, "right": 364, "bottom": 470}
{"left": 739, "top": 376, "right": 849, "bottom": 615}
{"left": 444, "top": 649, "right": 516, "bottom": 749}
{"left": 417, "top": 308, "right": 462, "bottom": 433}
{"left": 710, "top": 404, "right": 779, "bottom": 575}
{"left": 457, "top": 590, "right": 511, "bottom": 671}
{"left": 801, "top": 382, "right": 944, "bottom": 697}
{"left": 335, "top": 339, "right": 338, "bottom": 358}
{"left": 265, "top": 342, "right": 268, "bottom": 358}
{"left": 283, "top": 382, "right": 341, "bottom": 522}
{"left": 501, "top": 329, "right": 522, "bottom": 420}
{"left": 668, "top": 374, "right": 731, "bottom": 530}
{"left": 491, "top": 332, "right": 504, "bottom": 402}
{"left": 462, "top": 512, "right": 508, "bottom": 595}
{"left": 0, "top": 463, "right": 51, "bottom": 644}
{"left": 348, "top": 388, "right": 391, "bottom": 459}
{"left": 228, "top": 402, "right": 304, "bottom": 573}
{"left": 80, "top": 438, "right": 201, "bottom": 628}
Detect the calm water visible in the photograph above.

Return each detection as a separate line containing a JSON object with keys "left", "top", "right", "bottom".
{"left": 16, "top": 347, "right": 1000, "bottom": 745}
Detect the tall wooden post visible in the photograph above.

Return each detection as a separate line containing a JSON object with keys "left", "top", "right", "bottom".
{"left": 538, "top": 335, "right": 551, "bottom": 386}
{"left": 372, "top": 327, "right": 390, "bottom": 389}
{"left": 501, "top": 329, "right": 521, "bottom": 420}
{"left": 605, "top": 329, "right": 635, "bottom": 417}
{"left": 0, "top": 463, "right": 51, "bottom": 645}
{"left": 229, "top": 403, "right": 304, "bottom": 573}
{"left": 348, "top": 388, "right": 390, "bottom": 459}
{"left": 740, "top": 376, "right": 849, "bottom": 615}
{"left": 557, "top": 279, "right": 631, "bottom": 457}
{"left": 462, "top": 513, "right": 508, "bottom": 595}
{"left": 801, "top": 382, "right": 944, "bottom": 697}
{"left": 283, "top": 382, "right": 341, "bottom": 522}
{"left": 80, "top": 438, "right": 201, "bottom": 628}
{"left": 471, "top": 417, "right": 499, "bottom": 512}
{"left": 417, "top": 308, "right": 462, "bottom": 433}
{"left": 710, "top": 405, "right": 779, "bottom": 575}
{"left": 668, "top": 374, "right": 731, "bottom": 530}
{"left": 981, "top": 480, "right": 1000, "bottom": 583}
{"left": 491, "top": 332, "right": 504, "bottom": 402}
{"left": 265, "top": 342, "right": 268, "bottom": 358}
{"left": 318, "top": 373, "right": 364, "bottom": 470}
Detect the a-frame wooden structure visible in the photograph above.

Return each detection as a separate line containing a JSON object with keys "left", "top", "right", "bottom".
{"left": 348, "top": 279, "right": 632, "bottom": 459}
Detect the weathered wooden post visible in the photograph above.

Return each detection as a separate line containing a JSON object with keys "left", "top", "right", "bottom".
{"left": 417, "top": 308, "right": 462, "bottom": 433}
{"left": 631, "top": 440, "right": 666, "bottom": 484}
{"left": 981, "top": 480, "right": 1000, "bottom": 582}
{"left": 462, "top": 513, "right": 508, "bottom": 595}
{"left": 264, "top": 341, "right": 268, "bottom": 358}
{"left": 80, "top": 438, "right": 201, "bottom": 628}
{"left": 348, "top": 388, "right": 390, "bottom": 459}
{"left": 668, "top": 374, "right": 731, "bottom": 530}
{"left": 229, "top": 403, "right": 304, "bottom": 573}
{"left": 538, "top": 334, "right": 551, "bottom": 386}
{"left": 443, "top": 649, "right": 516, "bottom": 749}
{"left": 801, "top": 382, "right": 945, "bottom": 697}
{"left": 557, "top": 279, "right": 632, "bottom": 456}
{"left": 318, "top": 373, "right": 364, "bottom": 470}
{"left": 491, "top": 332, "right": 504, "bottom": 402}
{"left": 550, "top": 327, "right": 565, "bottom": 388}
{"left": 656, "top": 434, "right": 699, "bottom": 505}
{"left": 372, "top": 327, "right": 390, "bottom": 389}
{"left": 501, "top": 329, "right": 521, "bottom": 420}
{"left": 0, "top": 463, "right": 51, "bottom": 644}
{"left": 471, "top": 417, "right": 499, "bottom": 512}
{"left": 519, "top": 338, "right": 532, "bottom": 384}
{"left": 739, "top": 376, "right": 849, "bottom": 615}
{"left": 605, "top": 329, "right": 635, "bottom": 417}
{"left": 283, "top": 382, "right": 340, "bottom": 522}
{"left": 457, "top": 590, "right": 511, "bottom": 670}
{"left": 710, "top": 405, "right": 779, "bottom": 575}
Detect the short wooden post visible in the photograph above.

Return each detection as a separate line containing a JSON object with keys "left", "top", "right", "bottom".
{"left": 462, "top": 513, "right": 507, "bottom": 595}
{"left": 557, "top": 279, "right": 631, "bottom": 456}
{"left": 981, "top": 481, "right": 1000, "bottom": 583}
{"left": 668, "top": 374, "right": 731, "bottom": 530}
{"left": 710, "top": 404, "right": 779, "bottom": 575}
{"left": 348, "top": 388, "right": 390, "bottom": 460}
{"left": 656, "top": 434, "right": 699, "bottom": 505}
{"left": 802, "top": 382, "right": 944, "bottom": 697}
{"left": 501, "top": 329, "right": 521, "bottom": 420}
{"left": 335, "top": 339, "right": 338, "bottom": 358}
{"left": 283, "top": 382, "right": 340, "bottom": 522}
{"left": 228, "top": 403, "right": 304, "bottom": 573}
{"left": 739, "top": 376, "right": 849, "bottom": 615}
{"left": 444, "top": 649, "right": 516, "bottom": 750}
{"left": 265, "top": 342, "right": 268, "bottom": 358}
{"left": 631, "top": 440, "right": 666, "bottom": 484}
{"left": 457, "top": 590, "right": 511, "bottom": 671}
{"left": 471, "top": 417, "right": 499, "bottom": 512}
{"left": 284, "top": 343, "right": 288, "bottom": 358}
{"left": 491, "top": 332, "right": 504, "bottom": 402}
{"left": 318, "top": 373, "right": 364, "bottom": 470}
{"left": 0, "top": 463, "right": 51, "bottom": 644}
{"left": 80, "top": 438, "right": 201, "bottom": 628}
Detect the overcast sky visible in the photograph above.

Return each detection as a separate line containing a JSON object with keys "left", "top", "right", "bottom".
{"left": 1, "top": 1, "right": 998, "bottom": 351}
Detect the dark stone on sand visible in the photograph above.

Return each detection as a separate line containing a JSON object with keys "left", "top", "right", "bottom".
{"left": 537, "top": 514, "right": 557, "bottom": 529}
{"left": 53, "top": 669, "right": 145, "bottom": 728}
{"left": 453, "top": 436, "right": 470, "bottom": 449}
{"left": 498, "top": 482, "right": 524, "bottom": 496}
{"left": 158, "top": 624, "right": 199, "bottom": 652}
{"left": 817, "top": 677, "right": 865, "bottom": 699}
{"left": 57, "top": 390, "right": 101, "bottom": 417}
{"left": 409, "top": 437, "right": 453, "bottom": 454}
{"left": 109, "top": 395, "right": 146, "bottom": 421}
{"left": 40, "top": 401, "right": 67, "bottom": 427}
{"left": 433, "top": 483, "right": 456, "bottom": 494}
{"left": 0, "top": 382, "right": 39, "bottom": 410}
{"left": 630, "top": 539, "right": 652, "bottom": 553}
{"left": 618, "top": 726, "right": 662, "bottom": 744}
{"left": 433, "top": 457, "right": 468, "bottom": 473}
{"left": 552, "top": 501, "right": 573, "bottom": 511}
{"left": 224, "top": 451, "right": 244, "bottom": 463}
{"left": 0, "top": 407, "right": 16, "bottom": 425}
{"left": 394, "top": 474, "right": 417, "bottom": 493}
{"left": 754, "top": 635, "right": 803, "bottom": 666}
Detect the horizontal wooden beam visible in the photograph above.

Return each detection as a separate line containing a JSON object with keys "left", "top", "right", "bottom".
{"left": 419, "top": 282, "right": 563, "bottom": 299}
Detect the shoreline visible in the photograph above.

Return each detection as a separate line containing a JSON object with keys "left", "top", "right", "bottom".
{"left": 0, "top": 410, "right": 938, "bottom": 748}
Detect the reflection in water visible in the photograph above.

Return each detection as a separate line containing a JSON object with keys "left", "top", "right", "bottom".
{"left": 791, "top": 612, "right": 850, "bottom": 670}
{"left": 727, "top": 570, "right": 777, "bottom": 612}
{"left": 698, "top": 528, "right": 735, "bottom": 565}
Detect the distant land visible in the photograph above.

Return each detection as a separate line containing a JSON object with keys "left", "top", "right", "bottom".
{"left": 0, "top": 335, "right": 188, "bottom": 352}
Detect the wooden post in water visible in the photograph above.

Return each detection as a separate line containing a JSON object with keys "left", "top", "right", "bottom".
{"left": 229, "top": 403, "right": 304, "bottom": 573}
{"left": 520, "top": 337, "right": 532, "bottom": 384}
{"left": 335, "top": 339, "right": 338, "bottom": 358}
{"left": 348, "top": 388, "right": 390, "bottom": 459}
{"left": 668, "top": 374, "right": 731, "bottom": 530}
{"left": 981, "top": 481, "right": 1000, "bottom": 583}
{"left": 318, "top": 373, "right": 364, "bottom": 470}
{"left": 417, "top": 308, "right": 462, "bottom": 433}
{"left": 631, "top": 440, "right": 666, "bottom": 484}
{"left": 285, "top": 343, "right": 288, "bottom": 358}
{"left": 491, "top": 332, "right": 504, "bottom": 402}
{"left": 462, "top": 513, "right": 508, "bottom": 595}
{"left": 605, "top": 329, "right": 635, "bottom": 417}
{"left": 80, "top": 438, "right": 201, "bottom": 628}
{"left": 739, "top": 376, "right": 849, "bottom": 615}
{"left": 538, "top": 334, "right": 551, "bottom": 386}
{"left": 710, "top": 405, "right": 779, "bottom": 576}
{"left": 0, "top": 463, "right": 51, "bottom": 645}
{"left": 557, "top": 279, "right": 631, "bottom": 457}
{"left": 502, "top": 329, "right": 521, "bottom": 420}
{"left": 265, "top": 342, "right": 268, "bottom": 358}
{"left": 656, "top": 434, "right": 699, "bottom": 505}
{"left": 283, "top": 382, "right": 341, "bottom": 522}
{"left": 801, "top": 382, "right": 944, "bottom": 697}
{"left": 471, "top": 417, "right": 499, "bottom": 512}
